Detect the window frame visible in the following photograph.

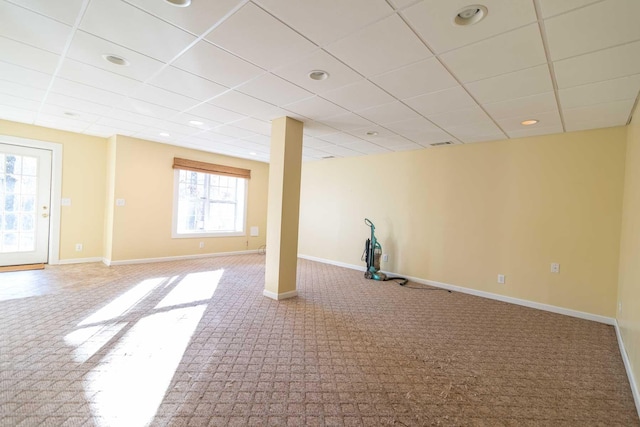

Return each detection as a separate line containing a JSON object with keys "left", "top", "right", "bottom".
{"left": 171, "top": 168, "right": 248, "bottom": 239}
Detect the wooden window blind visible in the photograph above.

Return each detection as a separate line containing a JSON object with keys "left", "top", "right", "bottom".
{"left": 172, "top": 157, "right": 251, "bottom": 179}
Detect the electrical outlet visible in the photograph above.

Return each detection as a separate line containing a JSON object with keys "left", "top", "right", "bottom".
{"left": 497, "top": 274, "right": 505, "bottom": 284}
{"left": 551, "top": 263, "right": 560, "bottom": 273}
{"left": 75, "top": 243, "right": 83, "bottom": 252}
{"left": 199, "top": 242, "right": 204, "bottom": 249}
{"left": 382, "top": 254, "right": 389, "bottom": 262}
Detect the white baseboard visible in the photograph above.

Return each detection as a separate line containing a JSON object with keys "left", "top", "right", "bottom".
{"left": 615, "top": 320, "right": 640, "bottom": 419}
{"left": 263, "top": 289, "right": 298, "bottom": 300}
{"left": 103, "top": 250, "right": 260, "bottom": 266}
{"left": 56, "top": 257, "right": 103, "bottom": 265}
{"left": 298, "top": 254, "right": 615, "bottom": 325}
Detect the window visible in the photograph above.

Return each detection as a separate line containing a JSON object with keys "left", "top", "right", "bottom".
{"left": 172, "top": 159, "right": 249, "bottom": 238}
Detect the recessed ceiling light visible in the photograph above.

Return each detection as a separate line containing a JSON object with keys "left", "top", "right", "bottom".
{"left": 63, "top": 112, "right": 78, "bottom": 117}
{"left": 249, "top": 152, "right": 257, "bottom": 156}
{"left": 365, "top": 131, "right": 378, "bottom": 136}
{"left": 454, "top": 5, "right": 488, "bottom": 26}
{"left": 521, "top": 119, "right": 539, "bottom": 126}
{"left": 308, "top": 70, "right": 329, "bottom": 81}
{"left": 188, "top": 120, "right": 204, "bottom": 126}
{"left": 159, "top": 132, "right": 171, "bottom": 137}
{"left": 102, "top": 54, "right": 130, "bottom": 66}
{"left": 164, "top": 0, "right": 191, "bottom": 6}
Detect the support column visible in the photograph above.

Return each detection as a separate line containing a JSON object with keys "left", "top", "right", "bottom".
{"left": 264, "top": 117, "right": 303, "bottom": 300}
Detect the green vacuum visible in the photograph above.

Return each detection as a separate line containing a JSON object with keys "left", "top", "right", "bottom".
{"left": 362, "top": 218, "right": 408, "bottom": 285}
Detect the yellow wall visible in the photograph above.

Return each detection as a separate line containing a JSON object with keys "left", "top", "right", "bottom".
{"left": 1, "top": 120, "right": 107, "bottom": 260}
{"left": 299, "top": 127, "right": 627, "bottom": 317}
{"left": 105, "top": 135, "right": 269, "bottom": 262}
{"left": 618, "top": 113, "right": 640, "bottom": 395}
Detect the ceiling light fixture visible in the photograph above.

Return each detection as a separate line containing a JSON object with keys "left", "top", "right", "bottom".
{"left": 308, "top": 70, "right": 329, "bottom": 81}
{"left": 188, "top": 120, "right": 204, "bottom": 126}
{"left": 102, "top": 54, "right": 130, "bottom": 66}
{"left": 366, "top": 131, "right": 378, "bottom": 136}
{"left": 454, "top": 5, "right": 488, "bottom": 26}
{"left": 63, "top": 112, "right": 78, "bottom": 117}
{"left": 159, "top": 132, "right": 171, "bottom": 137}
{"left": 249, "top": 152, "right": 257, "bottom": 156}
{"left": 521, "top": 119, "right": 539, "bottom": 126}
{"left": 164, "top": 0, "right": 191, "bottom": 7}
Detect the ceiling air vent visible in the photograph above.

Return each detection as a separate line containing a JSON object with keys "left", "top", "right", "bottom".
{"left": 430, "top": 141, "right": 453, "bottom": 147}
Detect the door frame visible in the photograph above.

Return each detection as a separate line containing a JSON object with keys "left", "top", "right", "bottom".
{"left": 1, "top": 135, "right": 62, "bottom": 265}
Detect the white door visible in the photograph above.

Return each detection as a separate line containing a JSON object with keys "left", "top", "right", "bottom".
{"left": 0, "top": 143, "right": 52, "bottom": 266}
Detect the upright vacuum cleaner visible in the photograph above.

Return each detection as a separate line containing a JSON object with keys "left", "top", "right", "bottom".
{"left": 362, "top": 218, "right": 408, "bottom": 285}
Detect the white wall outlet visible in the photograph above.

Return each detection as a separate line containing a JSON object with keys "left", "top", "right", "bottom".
{"left": 250, "top": 226, "right": 259, "bottom": 237}
{"left": 61, "top": 198, "right": 71, "bottom": 206}
{"left": 382, "top": 254, "right": 389, "bottom": 262}
{"left": 75, "top": 243, "right": 83, "bottom": 252}
{"left": 551, "top": 263, "right": 560, "bottom": 273}
{"left": 199, "top": 242, "right": 204, "bottom": 249}
{"left": 497, "top": 274, "right": 505, "bottom": 284}
{"left": 115, "top": 198, "right": 126, "bottom": 206}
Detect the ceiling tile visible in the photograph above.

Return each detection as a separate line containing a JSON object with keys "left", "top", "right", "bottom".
{"left": 370, "top": 57, "right": 459, "bottom": 100}
{"left": 494, "top": 110, "right": 562, "bottom": 132}
{"left": 388, "top": 0, "right": 422, "bottom": 10}
{"left": 444, "top": 122, "right": 506, "bottom": 141}
{"left": 95, "top": 117, "right": 148, "bottom": 133}
{"left": 563, "top": 98, "right": 634, "bottom": 130}
{"left": 0, "top": 1, "right": 71, "bottom": 54}
{"left": 6, "top": 0, "right": 85, "bottom": 26}
{"left": 544, "top": 0, "right": 640, "bottom": 61}
{"left": 50, "top": 78, "right": 127, "bottom": 107}
{"left": 506, "top": 123, "right": 564, "bottom": 139}
{"left": 283, "top": 96, "right": 349, "bottom": 120}
{"left": 320, "top": 113, "right": 375, "bottom": 132}
{"left": 303, "top": 121, "right": 339, "bottom": 137}
{"left": 45, "top": 92, "right": 115, "bottom": 117}
{"left": 483, "top": 92, "right": 558, "bottom": 119}
{"left": 80, "top": 0, "right": 196, "bottom": 62}
{"left": 321, "top": 80, "right": 395, "bottom": 112}
{"left": 325, "top": 14, "right": 432, "bottom": 77}
{"left": 67, "top": 31, "right": 165, "bottom": 82}
{"left": 559, "top": 74, "right": 640, "bottom": 109}
{"left": 403, "top": 0, "right": 537, "bottom": 54}
{"left": 185, "top": 102, "right": 244, "bottom": 124}
{"left": 210, "top": 125, "right": 257, "bottom": 140}
{"left": 121, "top": 98, "right": 179, "bottom": 120}
{"left": 389, "top": 143, "right": 423, "bottom": 152}
{"left": 404, "top": 86, "right": 477, "bottom": 116}
{"left": 317, "top": 144, "right": 362, "bottom": 157}
{"left": 254, "top": 0, "right": 393, "bottom": 46}
{"left": 57, "top": 59, "right": 142, "bottom": 96}
{"left": 83, "top": 123, "right": 121, "bottom": 138}
{"left": 537, "top": 0, "right": 602, "bottom": 18}
{"left": 303, "top": 146, "right": 332, "bottom": 158}
{"left": 0, "top": 80, "right": 45, "bottom": 102}
{"left": 39, "top": 103, "right": 98, "bottom": 124}
{"left": 465, "top": 65, "right": 553, "bottom": 104}
{"left": 428, "top": 106, "right": 496, "bottom": 128}
{"left": 237, "top": 73, "right": 313, "bottom": 106}
{"left": 0, "top": 93, "right": 40, "bottom": 111}
{"left": 124, "top": 0, "right": 241, "bottom": 35}
{"left": 131, "top": 84, "right": 201, "bottom": 112}
{"left": 272, "top": 49, "right": 363, "bottom": 94}
{"left": 231, "top": 117, "right": 272, "bottom": 136}
{"left": 384, "top": 116, "right": 442, "bottom": 133}
{"left": 459, "top": 133, "right": 507, "bottom": 143}
{"left": 318, "top": 132, "right": 369, "bottom": 146}
{"left": 0, "top": 105, "right": 36, "bottom": 123}
{"left": 0, "top": 36, "right": 60, "bottom": 74}
{"left": 356, "top": 101, "right": 420, "bottom": 124}
{"left": 206, "top": 3, "right": 317, "bottom": 71}
{"left": 553, "top": 40, "right": 640, "bottom": 88}
{"left": 343, "top": 140, "right": 391, "bottom": 154}
{"left": 148, "top": 66, "right": 228, "bottom": 102}
{"left": 36, "top": 114, "right": 89, "bottom": 133}
{"left": 303, "top": 136, "right": 334, "bottom": 148}
{"left": 0, "top": 62, "right": 52, "bottom": 90}
{"left": 173, "top": 40, "right": 264, "bottom": 88}
{"left": 208, "top": 90, "right": 280, "bottom": 118}
{"left": 440, "top": 24, "right": 546, "bottom": 83}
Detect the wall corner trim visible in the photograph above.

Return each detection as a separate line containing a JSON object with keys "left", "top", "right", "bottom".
{"left": 263, "top": 289, "right": 298, "bottom": 300}
{"left": 615, "top": 320, "right": 640, "bottom": 419}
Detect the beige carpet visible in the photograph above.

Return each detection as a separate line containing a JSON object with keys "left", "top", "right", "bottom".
{"left": 1, "top": 254, "right": 638, "bottom": 426}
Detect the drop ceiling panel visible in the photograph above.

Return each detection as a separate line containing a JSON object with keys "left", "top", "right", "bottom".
{"left": 559, "top": 74, "right": 640, "bottom": 109}
{"left": 57, "top": 59, "right": 142, "bottom": 96}
{"left": 283, "top": 96, "right": 349, "bottom": 120}
{"left": 544, "top": 0, "right": 640, "bottom": 61}
{"left": 36, "top": 115, "right": 89, "bottom": 133}
{"left": 237, "top": 73, "right": 313, "bottom": 106}
{"left": 254, "top": 0, "right": 393, "bottom": 46}
{"left": 206, "top": 3, "right": 317, "bottom": 71}
{"left": 317, "top": 132, "right": 369, "bottom": 146}
{"left": 0, "top": 93, "right": 40, "bottom": 111}
{"left": 186, "top": 102, "right": 244, "bottom": 125}
{"left": 0, "top": 106, "right": 35, "bottom": 123}
{"left": 325, "top": 14, "right": 432, "bottom": 77}
{"left": 120, "top": 98, "right": 179, "bottom": 120}
{"left": 0, "top": 2, "right": 71, "bottom": 54}
{"left": 356, "top": 101, "right": 421, "bottom": 124}
{"left": 403, "top": 0, "right": 537, "bottom": 54}
{"left": 80, "top": 0, "right": 196, "bottom": 63}
{"left": 554, "top": 41, "right": 640, "bottom": 88}
{"left": 390, "top": 143, "right": 423, "bottom": 152}
{"left": 105, "top": 108, "right": 167, "bottom": 129}
{"left": 0, "top": 80, "right": 45, "bottom": 102}
{"left": 6, "top": 0, "right": 85, "bottom": 26}
{"left": 39, "top": 104, "right": 98, "bottom": 124}
{"left": 303, "top": 136, "right": 334, "bottom": 149}
{"left": 93, "top": 117, "right": 147, "bottom": 134}
{"left": 465, "top": 65, "right": 553, "bottom": 104}
{"left": 67, "top": 31, "right": 165, "bottom": 82}
{"left": 130, "top": 84, "right": 200, "bottom": 112}
{"left": 563, "top": 99, "right": 634, "bottom": 128}
{"left": 207, "top": 90, "right": 280, "bottom": 118}
{"left": 321, "top": 113, "right": 375, "bottom": 132}
{"left": 317, "top": 144, "right": 362, "bottom": 157}
{"left": 428, "top": 106, "right": 496, "bottom": 128}
{"left": 321, "top": 80, "right": 395, "bottom": 112}
{"left": 343, "top": 140, "right": 391, "bottom": 154}
{"left": 440, "top": 24, "right": 547, "bottom": 83}
{"left": 370, "top": 57, "right": 459, "bottom": 100}
{"left": 124, "top": 0, "right": 242, "bottom": 35}
{"left": 148, "top": 66, "right": 228, "bottom": 102}
{"left": 0, "top": 37, "right": 60, "bottom": 74}
{"left": 506, "top": 123, "right": 564, "bottom": 139}
{"left": 173, "top": 41, "right": 264, "bottom": 88}
{"left": 537, "top": 0, "right": 603, "bottom": 18}
{"left": 302, "top": 121, "right": 339, "bottom": 137}
{"left": 50, "top": 78, "right": 127, "bottom": 107}
{"left": 388, "top": 0, "right": 422, "bottom": 10}
{"left": 483, "top": 92, "right": 558, "bottom": 119}
{"left": 231, "top": 117, "right": 272, "bottom": 136}
{"left": 444, "top": 122, "right": 506, "bottom": 141}
{"left": 0, "top": 62, "right": 52, "bottom": 90}
{"left": 45, "top": 92, "right": 115, "bottom": 117}
{"left": 404, "top": 86, "right": 477, "bottom": 116}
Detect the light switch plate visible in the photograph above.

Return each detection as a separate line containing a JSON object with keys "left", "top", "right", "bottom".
{"left": 61, "top": 198, "right": 71, "bottom": 206}
{"left": 250, "top": 226, "right": 259, "bottom": 236}
{"left": 115, "top": 199, "right": 126, "bottom": 206}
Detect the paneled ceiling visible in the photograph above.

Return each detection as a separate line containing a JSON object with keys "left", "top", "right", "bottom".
{"left": 1, "top": 0, "right": 639, "bottom": 162}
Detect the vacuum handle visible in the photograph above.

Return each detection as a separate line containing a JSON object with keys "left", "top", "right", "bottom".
{"left": 364, "top": 218, "right": 374, "bottom": 228}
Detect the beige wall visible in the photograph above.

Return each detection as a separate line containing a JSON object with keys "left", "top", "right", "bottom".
{"left": 1, "top": 120, "right": 107, "bottom": 260}
{"left": 299, "top": 127, "right": 627, "bottom": 317}
{"left": 105, "top": 135, "right": 269, "bottom": 262}
{"left": 618, "top": 113, "right": 640, "bottom": 396}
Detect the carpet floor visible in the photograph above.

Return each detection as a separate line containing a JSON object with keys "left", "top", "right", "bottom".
{"left": 0, "top": 254, "right": 638, "bottom": 426}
